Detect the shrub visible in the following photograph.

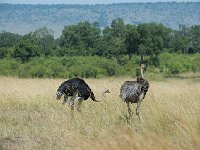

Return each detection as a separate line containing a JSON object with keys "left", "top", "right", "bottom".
{"left": 0, "top": 54, "right": 199, "bottom": 78}
{"left": 0, "top": 58, "right": 20, "bottom": 76}
{"left": 159, "top": 53, "right": 197, "bottom": 74}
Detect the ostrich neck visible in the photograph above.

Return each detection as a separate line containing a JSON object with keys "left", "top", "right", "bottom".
{"left": 93, "top": 92, "right": 106, "bottom": 102}
{"left": 141, "top": 67, "right": 144, "bottom": 78}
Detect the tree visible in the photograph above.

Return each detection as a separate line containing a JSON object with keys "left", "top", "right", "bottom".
{"left": 111, "top": 18, "right": 126, "bottom": 38}
{"left": 174, "top": 25, "right": 191, "bottom": 54}
{"left": 190, "top": 25, "right": 200, "bottom": 53}
{"left": 60, "top": 25, "right": 80, "bottom": 55}
{"left": 60, "top": 21, "right": 101, "bottom": 56}
{"left": 125, "top": 24, "right": 140, "bottom": 59}
{"left": 0, "top": 31, "right": 22, "bottom": 48}
{"left": 13, "top": 35, "right": 41, "bottom": 62}
{"left": 102, "top": 18, "right": 126, "bottom": 58}
{"left": 77, "top": 21, "right": 101, "bottom": 55}
{"left": 32, "top": 27, "right": 55, "bottom": 56}
{"left": 0, "top": 47, "right": 7, "bottom": 59}
{"left": 138, "top": 23, "right": 171, "bottom": 66}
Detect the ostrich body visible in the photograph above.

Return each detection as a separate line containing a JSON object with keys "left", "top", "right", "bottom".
{"left": 120, "top": 64, "right": 149, "bottom": 120}
{"left": 56, "top": 78, "right": 110, "bottom": 112}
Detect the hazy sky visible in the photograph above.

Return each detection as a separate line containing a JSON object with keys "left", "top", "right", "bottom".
{"left": 0, "top": 0, "right": 199, "bottom": 4}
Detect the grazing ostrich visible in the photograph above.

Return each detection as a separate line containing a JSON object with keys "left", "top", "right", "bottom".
{"left": 56, "top": 78, "right": 110, "bottom": 112}
{"left": 119, "top": 64, "right": 149, "bottom": 120}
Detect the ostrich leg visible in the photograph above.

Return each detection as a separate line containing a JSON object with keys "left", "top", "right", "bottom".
{"left": 70, "top": 90, "right": 81, "bottom": 111}
{"left": 136, "top": 92, "right": 144, "bottom": 120}
{"left": 71, "top": 101, "right": 75, "bottom": 111}
{"left": 62, "top": 95, "right": 69, "bottom": 105}
{"left": 126, "top": 101, "right": 132, "bottom": 121}
{"left": 70, "top": 101, "right": 75, "bottom": 118}
{"left": 136, "top": 101, "right": 141, "bottom": 120}
{"left": 70, "top": 90, "right": 79, "bottom": 111}
{"left": 77, "top": 98, "right": 84, "bottom": 112}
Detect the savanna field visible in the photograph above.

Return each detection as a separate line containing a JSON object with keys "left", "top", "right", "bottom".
{"left": 0, "top": 76, "right": 200, "bottom": 150}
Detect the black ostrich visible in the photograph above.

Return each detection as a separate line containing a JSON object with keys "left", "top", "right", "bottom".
{"left": 119, "top": 64, "right": 149, "bottom": 120}
{"left": 56, "top": 78, "right": 110, "bottom": 112}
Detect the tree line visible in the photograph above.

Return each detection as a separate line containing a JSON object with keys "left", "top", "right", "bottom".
{"left": 0, "top": 18, "right": 200, "bottom": 78}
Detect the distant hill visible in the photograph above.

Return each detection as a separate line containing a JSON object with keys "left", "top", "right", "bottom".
{"left": 0, "top": 2, "right": 200, "bottom": 37}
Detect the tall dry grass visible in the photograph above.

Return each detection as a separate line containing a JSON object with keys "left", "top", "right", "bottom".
{"left": 0, "top": 77, "right": 200, "bottom": 150}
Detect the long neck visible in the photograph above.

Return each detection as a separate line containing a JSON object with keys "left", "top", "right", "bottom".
{"left": 91, "top": 91, "right": 106, "bottom": 102}
{"left": 141, "top": 66, "right": 144, "bottom": 78}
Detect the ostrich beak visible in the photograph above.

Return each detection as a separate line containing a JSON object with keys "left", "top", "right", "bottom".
{"left": 106, "top": 89, "right": 110, "bottom": 93}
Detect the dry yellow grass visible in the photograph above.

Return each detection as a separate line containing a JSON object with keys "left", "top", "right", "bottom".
{"left": 0, "top": 77, "right": 200, "bottom": 150}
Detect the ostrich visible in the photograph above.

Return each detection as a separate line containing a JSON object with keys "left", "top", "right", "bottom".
{"left": 119, "top": 64, "right": 149, "bottom": 120}
{"left": 56, "top": 78, "right": 110, "bottom": 112}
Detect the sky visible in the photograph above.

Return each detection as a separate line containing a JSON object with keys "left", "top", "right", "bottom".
{"left": 0, "top": 0, "right": 199, "bottom": 4}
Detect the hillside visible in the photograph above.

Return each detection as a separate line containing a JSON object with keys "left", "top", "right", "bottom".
{"left": 0, "top": 2, "right": 200, "bottom": 37}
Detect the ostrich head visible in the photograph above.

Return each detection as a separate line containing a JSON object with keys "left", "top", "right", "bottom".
{"left": 56, "top": 90, "right": 63, "bottom": 100}
{"left": 141, "top": 64, "right": 146, "bottom": 69}
{"left": 103, "top": 88, "right": 110, "bottom": 94}
{"left": 140, "top": 64, "right": 146, "bottom": 78}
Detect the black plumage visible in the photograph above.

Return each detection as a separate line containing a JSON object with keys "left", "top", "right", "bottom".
{"left": 56, "top": 78, "right": 110, "bottom": 112}
{"left": 57, "top": 78, "right": 92, "bottom": 100}
{"left": 120, "top": 64, "right": 149, "bottom": 120}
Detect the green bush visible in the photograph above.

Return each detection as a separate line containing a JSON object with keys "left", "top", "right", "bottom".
{"left": 168, "top": 62, "right": 183, "bottom": 74}
{"left": 0, "top": 54, "right": 199, "bottom": 78}
{"left": 18, "top": 64, "right": 31, "bottom": 78}
{"left": 191, "top": 55, "right": 200, "bottom": 72}
{"left": 0, "top": 58, "right": 20, "bottom": 76}
{"left": 159, "top": 53, "right": 198, "bottom": 74}
{"left": 30, "top": 65, "right": 46, "bottom": 78}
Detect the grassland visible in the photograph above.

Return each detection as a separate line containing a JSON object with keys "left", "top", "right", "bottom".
{"left": 0, "top": 77, "right": 200, "bottom": 150}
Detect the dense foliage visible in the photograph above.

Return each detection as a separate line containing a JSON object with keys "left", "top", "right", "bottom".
{"left": 0, "top": 54, "right": 200, "bottom": 78}
{"left": 0, "top": 19, "right": 200, "bottom": 78}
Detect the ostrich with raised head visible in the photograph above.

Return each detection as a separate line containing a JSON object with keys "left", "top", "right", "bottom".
{"left": 120, "top": 64, "right": 149, "bottom": 120}
{"left": 56, "top": 78, "right": 110, "bottom": 112}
